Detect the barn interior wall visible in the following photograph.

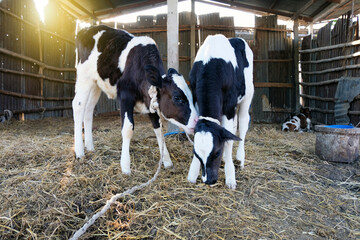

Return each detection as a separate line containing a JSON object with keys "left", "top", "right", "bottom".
{"left": 251, "top": 15, "right": 295, "bottom": 123}
{"left": 0, "top": 1, "right": 296, "bottom": 124}
{"left": 0, "top": 0, "right": 76, "bottom": 120}
{"left": 301, "top": 13, "right": 360, "bottom": 126}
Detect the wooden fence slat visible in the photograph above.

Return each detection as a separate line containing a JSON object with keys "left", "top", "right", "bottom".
{"left": 300, "top": 63, "right": 360, "bottom": 74}
{"left": 0, "top": 89, "right": 73, "bottom": 101}
{"left": 300, "top": 51, "right": 360, "bottom": 64}
{"left": 300, "top": 93, "right": 335, "bottom": 102}
{"left": 299, "top": 39, "right": 360, "bottom": 53}
{"left": 3, "top": 106, "right": 73, "bottom": 116}
{"left": 254, "top": 59, "right": 293, "bottom": 63}
{"left": 0, "top": 68, "right": 75, "bottom": 84}
{"left": 254, "top": 82, "right": 294, "bottom": 88}
{"left": 0, "top": 47, "right": 76, "bottom": 72}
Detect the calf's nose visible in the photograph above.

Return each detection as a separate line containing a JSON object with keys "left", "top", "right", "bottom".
{"left": 194, "top": 116, "right": 199, "bottom": 125}
{"left": 205, "top": 178, "right": 217, "bottom": 185}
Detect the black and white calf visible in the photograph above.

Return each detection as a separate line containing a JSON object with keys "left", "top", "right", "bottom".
{"left": 187, "top": 34, "right": 254, "bottom": 189}
{"left": 282, "top": 107, "right": 312, "bottom": 132}
{"left": 73, "top": 25, "right": 198, "bottom": 174}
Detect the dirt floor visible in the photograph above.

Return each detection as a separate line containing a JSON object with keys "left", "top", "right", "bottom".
{"left": 0, "top": 114, "right": 359, "bottom": 239}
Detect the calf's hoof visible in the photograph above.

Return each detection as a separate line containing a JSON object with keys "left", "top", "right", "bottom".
{"left": 121, "top": 168, "right": 131, "bottom": 176}
{"left": 187, "top": 175, "right": 197, "bottom": 184}
{"left": 75, "top": 151, "right": 85, "bottom": 159}
{"left": 226, "top": 180, "right": 237, "bottom": 190}
{"left": 85, "top": 146, "right": 95, "bottom": 152}
{"left": 163, "top": 161, "right": 173, "bottom": 169}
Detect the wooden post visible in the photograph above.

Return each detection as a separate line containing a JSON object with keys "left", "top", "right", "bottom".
{"left": 20, "top": 11, "right": 25, "bottom": 121}
{"left": 190, "top": 0, "right": 196, "bottom": 65}
{"left": 37, "top": 23, "right": 44, "bottom": 111}
{"left": 167, "top": 0, "right": 179, "bottom": 133}
{"left": 293, "top": 18, "right": 300, "bottom": 113}
{"left": 308, "top": 23, "right": 314, "bottom": 39}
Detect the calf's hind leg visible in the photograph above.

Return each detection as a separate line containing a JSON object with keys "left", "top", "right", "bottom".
{"left": 72, "top": 84, "right": 93, "bottom": 158}
{"left": 83, "top": 86, "right": 101, "bottom": 152}
{"left": 236, "top": 99, "right": 252, "bottom": 169}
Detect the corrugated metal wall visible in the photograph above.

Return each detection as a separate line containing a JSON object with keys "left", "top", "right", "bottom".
{"left": 0, "top": 0, "right": 76, "bottom": 120}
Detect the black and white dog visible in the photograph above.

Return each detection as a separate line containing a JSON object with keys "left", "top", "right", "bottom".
{"left": 187, "top": 35, "right": 254, "bottom": 189}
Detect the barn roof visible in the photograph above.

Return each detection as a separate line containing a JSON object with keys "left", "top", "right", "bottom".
{"left": 57, "top": 0, "right": 360, "bottom": 23}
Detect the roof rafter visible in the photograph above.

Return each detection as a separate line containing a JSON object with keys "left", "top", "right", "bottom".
{"left": 58, "top": 0, "right": 97, "bottom": 20}
{"left": 91, "top": 0, "right": 168, "bottom": 20}
{"left": 270, "top": 0, "right": 280, "bottom": 9}
{"left": 197, "top": 0, "right": 313, "bottom": 22}
{"left": 292, "top": 0, "right": 317, "bottom": 20}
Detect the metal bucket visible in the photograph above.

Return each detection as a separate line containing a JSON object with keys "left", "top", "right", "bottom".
{"left": 315, "top": 125, "right": 360, "bottom": 163}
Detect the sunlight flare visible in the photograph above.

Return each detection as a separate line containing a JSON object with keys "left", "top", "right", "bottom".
{"left": 33, "top": 0, "right": 48, "bottom": 23}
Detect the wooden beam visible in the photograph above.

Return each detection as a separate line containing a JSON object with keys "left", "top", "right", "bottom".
{"left": 270, "top": 0, "right": 280, "bottom": 9}
{"left": 294, "top": 18, "right": 300, "bottom": 112}
{"left": 299, "top": 77, "right": 343, "bottom": 86}
{"left": 54, "top": 0, "right": 83, "bottom": 19}
{"left": 190, "top": 0, "right": 196, "bottom": 65}
{"left": 311, "top": 0, "right": 347, "bottom": 23}
{"left": 196, "top": 0, "right": 313, "bottom": 22}
{"left": 0, "top": 89, "right": 73, "bottom": 101}
{"left": 254, "top": 58, "right": 293, "bottom": 63}
{"left": 299, "top": 39, "right": 360, "bottom": 53}
{"left": 58, "top": 0, "right": 97, "bottom": 20}
{"left": 91, "top": 0, "right": 167, "bottom": 19}
{"left": 0, "top": 47, "right": 76, "bottom": 72}
{"left": 0, "top": 68, "right": 75, "bottom": 84}
{"left": 300, "top": 93, "right": 335, "bottom": 102}
{"left": 167, "top": 0, "right": 179, "bottom": 133}
{"left": 300, "top": 63, "right": 360, "bottom": 74}
{"left": 4, "top": 106, "right": 73, "bottom": 116}
{"left": 300, "top": 50, "right": 360, "bottom": 64}
{"left": 292, "top": 0, "right": 315, "bottom": 20}
{"left": 254, "top": 82, "right": 294, "bottom": 88}
{"left": 105, "top": 0, "right": 116, "bottom": 8}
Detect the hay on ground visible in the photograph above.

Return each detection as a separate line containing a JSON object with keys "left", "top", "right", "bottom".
{"left": 0, "top": 114, "right": 359, "bottom": 239}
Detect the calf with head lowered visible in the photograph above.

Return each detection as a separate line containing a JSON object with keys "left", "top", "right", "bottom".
{"left": 187, "top": 34, "right": 254, "bottom": 189}
{"left": 73, "top": 25, "right": 198, "bottom": 174}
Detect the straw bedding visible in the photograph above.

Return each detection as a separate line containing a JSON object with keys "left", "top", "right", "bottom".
{"left": 0, "top": 114, "right": 359, "bottom": 239}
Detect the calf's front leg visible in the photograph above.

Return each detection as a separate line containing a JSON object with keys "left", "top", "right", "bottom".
{"left": 222, "top": 116, "right": 236, "bottom": 189}
{"left": 120, "top": 96, "right": 135, "bottom": 175}
{"left": 149, "top": 113, "right": 172, "bottom": 168}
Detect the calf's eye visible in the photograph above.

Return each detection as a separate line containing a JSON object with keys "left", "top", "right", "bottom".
{"left": 173, "top": 96, "right": 185, "bottom": 104}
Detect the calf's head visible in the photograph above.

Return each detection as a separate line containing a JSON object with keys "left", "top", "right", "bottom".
{"left": 299, "top": 107, "right": 311, "bottom": 129}
{"left": 193, "top": 120, "right": 240, "bottom": 185}
{"left": 145, "top": 65, "right": 198, "bottom": 133}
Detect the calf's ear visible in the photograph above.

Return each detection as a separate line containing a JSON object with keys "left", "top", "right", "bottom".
{"left": 168, "top": 68, "right": 179, "bottom": 75}
{"left": 220, "top": 127, "right": 242, "bottom": 142}
{"left": 145, "top": 65, "right": 162, "bottom": 88}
